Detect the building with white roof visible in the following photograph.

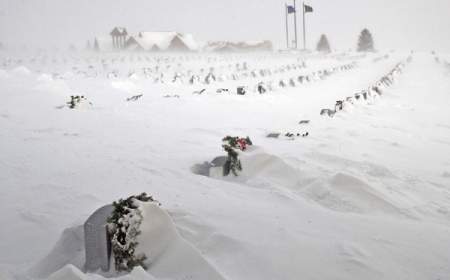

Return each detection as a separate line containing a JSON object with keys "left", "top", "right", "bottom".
{"left": 93, "top": 27, "right": 199, "bottom": 52}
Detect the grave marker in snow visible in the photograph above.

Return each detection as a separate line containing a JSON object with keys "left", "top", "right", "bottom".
{"left": 84, "top": 204, "right": 114, "bottom": 272}
{"left": 237, "top": 86, "right": 246, "bottom": 95}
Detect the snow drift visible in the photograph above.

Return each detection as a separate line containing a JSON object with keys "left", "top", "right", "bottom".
{"left": 29, "top": 203, "right": 225, "bottom": 280}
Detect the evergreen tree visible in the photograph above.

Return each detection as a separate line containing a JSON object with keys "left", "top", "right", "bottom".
{"left": 93, "top": 38, "right": 100, "bottom": 52}
{"left": 316, "top": 34, "right": 331, "bottom": 53}
{"left": 357, "top": 28, "right": 375, "bottom": 52}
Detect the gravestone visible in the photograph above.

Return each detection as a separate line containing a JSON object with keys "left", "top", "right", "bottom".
{"left": 191, "top": 156, "right": 228, "bottom": 177}
{"left": 335, "top": 100, "right": 344, "bottom": 111}
{"left": 84, "top": 204, "right": 114, "bottom": 272}
{"left": 237, "top": 86, "right": 246, "bottom": 95}
{"left": 267, "top": 133, "right": 281, "bottom": 138}
{"left": 211, "top": 156, "right": 228, "bottom": 168}
{"left": 257, "top": 83, "right": 267, "bottom": 94}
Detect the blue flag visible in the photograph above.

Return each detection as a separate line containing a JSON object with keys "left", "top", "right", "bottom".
{"left": 287, "top": 5, "right": 296, "bottom": 14}
{"left": 304, "top": 4, "right": 313, "bottom": 13}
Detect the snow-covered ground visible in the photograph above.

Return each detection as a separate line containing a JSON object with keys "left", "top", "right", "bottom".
{"left": 0, "top": 50, "right": 450, "bottom": 280}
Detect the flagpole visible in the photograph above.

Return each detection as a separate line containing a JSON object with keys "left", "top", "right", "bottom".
{"left": 285, "top": 4, "right": 289, "bottom": 49}
{"left": 303, "top": 2, "right": 306, "bottom": 50}
{"left": 293, "top": 0, "right": 298, "bottom": 49}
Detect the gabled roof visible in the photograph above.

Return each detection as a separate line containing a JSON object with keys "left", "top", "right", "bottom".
{"left": 110, "top": 27, "right": 128, "bottom": 36}
{"left": 126, "top": 32, "right": 199, "bottom": 51}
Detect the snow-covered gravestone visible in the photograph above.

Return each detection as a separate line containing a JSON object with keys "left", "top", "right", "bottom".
{"left": 191, "top": 156, "right": 228, "bottom": 177}
{"left": 237, "top": 86, "right": 246, "bottom": 95}
{"left": 84, "top": 204, "right": 114, "bottom": 272}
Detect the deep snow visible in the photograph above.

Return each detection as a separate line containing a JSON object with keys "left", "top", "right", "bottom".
{"left": 0, "top": 50, "right": 450, "bottom": 280}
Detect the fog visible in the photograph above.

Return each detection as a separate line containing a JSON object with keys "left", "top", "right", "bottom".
{"left": 0, "top": 0, "right": 449, "bottom": 51}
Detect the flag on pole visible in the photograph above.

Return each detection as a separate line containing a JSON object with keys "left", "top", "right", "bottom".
{"left": 304, "top": 4, "right": 313, "bottom": 13}
{"left": 287, "top": 5, "right": 296, "bottom": 14}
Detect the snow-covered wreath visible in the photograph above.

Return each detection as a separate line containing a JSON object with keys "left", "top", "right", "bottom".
{"left": 107, "top": 193, "right": 159, "bottom": 272}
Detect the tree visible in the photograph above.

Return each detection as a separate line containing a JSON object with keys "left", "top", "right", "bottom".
{"left": 93, "top": 38, "right": 100, "bottom": 52}
{"left": 357, "top": 28, "right": 375, "bottom": 52}
{"left": 316, "top": 34, "right": 331, "bottom": 53}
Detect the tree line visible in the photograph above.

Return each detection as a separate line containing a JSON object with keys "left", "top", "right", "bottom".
{"left": 316, "top": 28, "right": 375, "bottom": 53}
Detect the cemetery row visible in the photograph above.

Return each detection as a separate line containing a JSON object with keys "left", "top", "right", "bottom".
{"left": 0, "top": 51, "right": 371, "bottom": 81}
{"left": 320, "top": 55, "right": 413, "bottom": 117}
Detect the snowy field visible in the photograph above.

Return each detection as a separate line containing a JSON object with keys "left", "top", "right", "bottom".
{"left": 1, "top": 50, "right": 450, "bottom": 280}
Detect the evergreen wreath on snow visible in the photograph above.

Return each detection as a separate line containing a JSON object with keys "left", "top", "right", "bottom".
{"left": 107, "top": 193, "right": 159, "bottom": 272}
{"left": 222, "top": 136, "right": 253, "bottom": 176}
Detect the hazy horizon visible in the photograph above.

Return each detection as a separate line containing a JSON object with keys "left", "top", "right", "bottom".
{"left": 0, "top": 0, "right": 449, "bottom": 52}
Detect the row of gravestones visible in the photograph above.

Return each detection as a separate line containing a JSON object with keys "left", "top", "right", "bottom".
{"left": 3, "top": 50, "right": 324, "bottom": 80}
{"left": 372, "top": 54, "right": 390, "bottom": 63}
{"left": 187, "top": 62, "right": 357, "bottom": 96}
{"left": 2, "top": 48, "right": 330, "bottom": 65}
{"left": 3, "top": 53, "right": 285, "bottom": 69}
{"left": 149, "top": 60, "right": 352, "bottom": 87}
{"left": 20, "top": 56, "right": 293, "bottom": 81}
{"left": 434, "top": 56, "right": 450, "bottom": 70}
{"left": 102, "top": 59, "right": 306, "bottom": 82}
{"left": 99, "top": 60, "right": 304, "bottom": 83}
{"left": 320, "top": 56, "right": 413, "bottom": 118}
{"left": 2, "top": 50, "right": 359, "bottom": 80}
{"left": 0, "top": 53, "right": 249, "bottom": 71}
{"left": 247, "top": 62, "right": 357, "bottom": 94}
{"left": 1, "top": 53, "right": 361, "bottom": 85}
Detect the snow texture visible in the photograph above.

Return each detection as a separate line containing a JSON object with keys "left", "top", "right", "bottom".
{"left": 1, "top": 50, "right": 450, "bottom": 280}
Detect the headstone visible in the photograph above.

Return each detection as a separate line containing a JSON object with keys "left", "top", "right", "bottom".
{"left": 335, "top": 100, "right": 344, "bottom": 111}
{"left": 267, "top": 133, "right": 281, "bottom": 138}
{"left": 211, "top": 156, "right": 228, "bottom": 167}
{"left": 84, "top": 204, "right": 114, "bottom": 272}
{"left": 237, "top": 86, "right": 246, "bottom": 95}
{"left": 320, "top": 109, "right": 335, "bottom": 117}
{"left": 257, "top": 83, "right": 267, "bottom": 94}
{"left": 191, "top": 156, "right": 228, "bottom": 177}
{"left": 362, "top": 91, "right": 368, "bottom": 100}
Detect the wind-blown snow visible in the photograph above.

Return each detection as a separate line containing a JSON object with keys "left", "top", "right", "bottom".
{"left": 0, "top": 50, "right": 450, "bottom": 280}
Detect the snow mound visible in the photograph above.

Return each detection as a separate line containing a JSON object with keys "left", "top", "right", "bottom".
{"left": 30, "top": 203, "right": 225, "bottom": 280}
{"left": 34, "top": 78, "right": 72, "bottom": 96}
{"left": 29, "top": 225, "right": 85, "bottom": 279}
{"left": 207, "top": 147, "right": 303, "bottom": 190}
{"left": 0, "top": 69, "right": 9, "bottom": 79}
{"left": 12, "top": 66, "right": 32, "bottom": 76}
{"left": 37, "top": 73, "right": 54, "bottom": 82}
{"left": 47, "top": 265, "right": 157, "bottom": 280}
{"left": 136, "top": 202, "right": 225, "bottom": 280}
{"left": 303, "top": 173, "right": 403, "bottom": 215}
{"left": 47, "top": 264, "right": 86, "bottom": 280}
{"left": 111, "top": 80, "right": 138, "bottom": 93}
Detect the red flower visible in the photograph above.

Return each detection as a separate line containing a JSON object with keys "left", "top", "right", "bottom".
{"left": 237, "top": 138, "right": 247, "bottom": 151}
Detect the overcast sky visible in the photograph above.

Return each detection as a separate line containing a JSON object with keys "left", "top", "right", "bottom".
{"left": 0, "top": 0, "right": 449, "bottom": 52}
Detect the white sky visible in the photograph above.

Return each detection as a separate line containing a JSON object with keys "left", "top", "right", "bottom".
{"left": 0, "top": 0, "right": 449, "bottom": 52}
